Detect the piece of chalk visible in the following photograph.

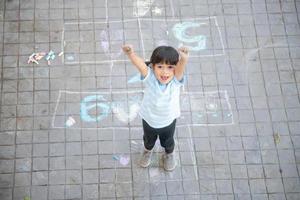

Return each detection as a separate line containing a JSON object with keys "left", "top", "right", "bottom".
{"left": 112, "top": 155, "right": 119, "bottom": 160}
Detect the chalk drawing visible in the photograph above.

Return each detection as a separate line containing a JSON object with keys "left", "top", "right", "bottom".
{"left": 113, "top": 155, "right": 119, "bottom": 161}
{"left": 52, "top": 91, "right": 143, "bottom": 127}
{"left": 65, "top": 54, "right": 75, "bottom": 61}
{"left": 54, "top": 100, "right": 203, "bottom": 185}
{"left": 172, "top": 22, "right": 207, "bottom": 51}
{"left": 100, "top": 29, "right": 124, "bottom": 59}
{"left": 205, "top": 94, "right": 219, "bottom": 112}
{"left": 62, "top": 20, "right": 137, "bottom": 65}
{"left": 138, "top": 17, "right": 225, "bottom": 59}
{"left": 133, "top": 0, "right": 154, "bottom": 17}
{"left": 112, "top": 103, "right": 140, "bottom": 123}
{"left": 181, "top": 90, "right": 233, "bottom": 126}
{"left": 52, "top": 90, "right": 233, "bottom": 129}
{"left": 112, "top": 155, "right": 130, "bottom": 166}
{"left": 100, "top": 31, "right": 110, "bottom": 54}
{"left": 65, "top": 116, "right": 76, "bottom": 127}
{"left": 206, "top": 103, "right": 218, "bottom": 111}
{"left": 131, "top": 141, "right": 138, "bottom": 145}
{"left": 105, "top": 0, "right": 108, "bottom": 21}
{"left": 119, "top": 156, "right": 130, "bottom": 166}
{"left": 80, "top": 95, "right": 110, "bottom": 122}
{"left": 169, "top": 0, "right": 175, "bottom": 17}
{"left": 152, "top": 7, "right": 162, "bottom": 15}
{"left": 131, "top": 127, "right": 199, "bottom": 183}
{"left": 111, "top": 94, "right": 142, "bottom": 122}
{"left": 61, "top": 17, "right": 225, "bottom": 65}
{"left": 34, "top": 0, "right": 234, "bottom": 189}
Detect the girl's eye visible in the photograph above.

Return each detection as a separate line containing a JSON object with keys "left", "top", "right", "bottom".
{"left": 157, "top": 65, "right": 162, "bottom": 69}
{"left": 168, "top": 66, "right": 174, "bottom": 69}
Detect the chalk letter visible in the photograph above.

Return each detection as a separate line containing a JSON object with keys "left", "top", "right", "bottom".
{"left": 172, "top": 22, "right": 207, "bottom": 51}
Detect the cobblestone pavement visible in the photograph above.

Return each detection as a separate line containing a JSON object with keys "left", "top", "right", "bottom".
{"left": 1, "top": 0, "right": 300, "bottom": 199}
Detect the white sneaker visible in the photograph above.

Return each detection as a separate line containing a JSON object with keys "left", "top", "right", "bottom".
{"left": 163, "top": 152, "right": 176, "bottom": 171}
{"left": 139, "top": 150, "right": 152, "bottom": 167}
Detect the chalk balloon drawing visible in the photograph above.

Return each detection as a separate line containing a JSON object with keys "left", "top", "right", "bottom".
{"left": 172, "top": 22, "right": 207, "bottom": 51}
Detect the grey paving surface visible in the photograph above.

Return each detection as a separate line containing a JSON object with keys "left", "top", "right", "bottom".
{"left": 1, "top": 0, "right": 300, "bottom": 199}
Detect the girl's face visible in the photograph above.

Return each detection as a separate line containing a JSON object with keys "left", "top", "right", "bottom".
{"left": 153, "top": 62, "right": 176, "bottom": 84}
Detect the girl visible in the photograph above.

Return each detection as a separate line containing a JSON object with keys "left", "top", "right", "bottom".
{"left": 122, "top": 45, "right": 189, "bottom": 171}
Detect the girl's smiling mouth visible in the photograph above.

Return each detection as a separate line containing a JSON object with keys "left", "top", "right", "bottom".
{"left": 161, "top": 76, "right": 169, "bottom": 81}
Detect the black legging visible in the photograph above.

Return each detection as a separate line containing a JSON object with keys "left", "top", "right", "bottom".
{"left": 142, "top": 119, "right": 176, "bottom": 154}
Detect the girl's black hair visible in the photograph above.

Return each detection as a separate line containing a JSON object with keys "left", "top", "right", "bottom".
{"left": 145, "top": 46, "right": 179, "bottom": 66}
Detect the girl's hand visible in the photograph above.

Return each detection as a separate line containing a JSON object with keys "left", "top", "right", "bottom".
{"left": 122, "top": 44, "right": 133, "bottom": 55}
{"left": 175, "top": 47, "right": 189, "bottom": 80}
{"left": 122, "top": 44, "right": 148, "bottom": 77}
{"left": 178, "top": 46, "right": 189, "bottom": 61}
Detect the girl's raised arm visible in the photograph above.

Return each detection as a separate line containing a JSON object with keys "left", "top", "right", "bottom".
{"left": 122, "top": 44, "right": 148, "bottom": 77}
{"left": 175, "top": 47, "right": 189, "bottom": 81}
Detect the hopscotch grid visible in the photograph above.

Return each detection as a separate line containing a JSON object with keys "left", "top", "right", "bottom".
{"left": 105, "top": 0, "right": 108, "bottom": 22}
{"left": 61, "top": 16, "right": 226, "bottom": 64}
{"left": 138, "top": 18, "right": 146, "bottom": 59}
{"left": 132, "top": 16, "right": 225, "bottom": 57}
{"left": 169, "top": 0, "right": 175, "bottom": 18}
{"left": 214, "top": 16, "right": 226, "bottom": 56}
{"left": 61, "top": 28, "right": 65, "bottom": 64}
{"left": 129, "top": 146, "right": 199, "bottom": 185}
{"left": 182, "top": 126, "right": 199, "bottom": 180}
{"left": 51, "top": 90, "right": 234, "bottom": 129}
{"left": 51, "top": 90, "right": 63, "bottom": 128}
{"left": 141, "top": 16, "right": 226, "bottom": 57}
{"left": 64, "top": 18, "right": 139, "bottom": 26}
{"left": 63, "top": 17, "right": 219, "bottom": 25}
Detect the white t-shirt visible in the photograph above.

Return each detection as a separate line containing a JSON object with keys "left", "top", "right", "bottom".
{"left": 139, "top": 67, "right": 184, "bottom": 128}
